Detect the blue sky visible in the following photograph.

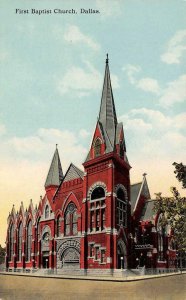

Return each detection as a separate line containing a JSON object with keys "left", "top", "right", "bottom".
{"left": 0, "top": 0, "right": 186, "bottom": 245}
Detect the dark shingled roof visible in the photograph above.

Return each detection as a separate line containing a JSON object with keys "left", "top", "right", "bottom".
{"left": 45, "top": 148, "right": 63, "bottom": 188}
{"left": 140, "top": 200, "right": 155, "bottom": 221}
{"left": 130, "top": 182, "right": 142, "bottom": 212}
{"left": 63, "top": 163, "right": 84, "bottom": 182}
{"left": 98, "top": 58, "right": 117, "bottom": 150}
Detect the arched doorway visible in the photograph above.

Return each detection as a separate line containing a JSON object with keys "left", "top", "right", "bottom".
{"left": 61, "top": 247, "right": 80, "bottom": 269}
{"left": 117, "top": 239, "right": 127, "bottom": 269}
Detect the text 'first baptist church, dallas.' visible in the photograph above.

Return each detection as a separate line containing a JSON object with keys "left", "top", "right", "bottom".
{"left": 15, "top": 8, "right": 100, "bottom": 15}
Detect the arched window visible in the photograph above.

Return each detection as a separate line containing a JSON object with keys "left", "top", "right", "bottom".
{"left": 26, "top": 220, "right": 32, "bottom": 261}
{"left": 90, "top": 187, "right": 106, "bottom": 232}
{"left": 17, "top": 223, "right": 23, "bottom": 261}
{"left": 56, "top": 216, "right": 61, "bottom": 237}
{"left": 35, "top": 218, "right": 40, "bottom": 253}
{"left": 94, "top": 138, "right": 101, "bottom": 158}
{"left": 116, "top": 188, "right": 127, "bottom": 227}
{"left": 45, "top": 205, "right": 49, "bottom": 219}
{"left": 91, "top": 187, "right": 105, "bottom": 200}
{"left": 9, "top": 224, "right": 14, "bottom": 261}
{"left": 64, "top": 203, "right": 78, "bottom": 236}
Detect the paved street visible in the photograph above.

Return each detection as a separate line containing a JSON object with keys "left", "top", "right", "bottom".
{"left": 0, "top": 274, "right": 185, "bottom": 300}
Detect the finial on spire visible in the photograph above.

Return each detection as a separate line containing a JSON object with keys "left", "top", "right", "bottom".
{"left": 143, "top": 173, "right": 147, "bottom": 177}
{"left": 56, "top": 144, "right": 58, "bottom": 149}
{"left": 106, "top": 53, "right": 109, "bottom": 64}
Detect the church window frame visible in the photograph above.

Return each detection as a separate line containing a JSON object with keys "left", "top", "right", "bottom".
{"left": 100, "top": 249, "right": 105, "bottom": 263}
{"left": 9, "top": 223, "right": 14, "bottom": 261}
{"left": 95, "top": 247, "right": 99, "bottom": 260}
{"left": 116, "top": 187, "right": 127, "bottom": 228}
{"left": 90, "top": 186, "right": 106, "bottom": 232}
{"left": 17, "top": 222, "right": 23, "bottom": 262}
{"left": 94, "top": 138, "right": 102, "bottom": 158}
{"left": 35, "top": 218, "right": 40, "bottom": 254}
{"left": 26, "top": 220, "right": 32, "bottom": 262}
{"left": 56, "top": 215, "right": 61, "bottom": 237}
{"left": 89, "top": 244, "right": 94, "bottom": 257}
{"left": 64, "top": 202, "right": 78, "bottom": 237}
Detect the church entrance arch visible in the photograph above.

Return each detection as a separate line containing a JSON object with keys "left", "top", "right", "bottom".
{"left": 61, "top": 247, "right": 80, "bottom": 269}
{"left": 57, "top": 239, "right": 80, "bottom": 269}
{"left": 117, "top": 239, "right": 127, "bottom": 269}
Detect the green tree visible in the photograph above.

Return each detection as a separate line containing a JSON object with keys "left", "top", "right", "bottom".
{"left": 173, "top": 162, "right": 186, "bottom": 189}
{"left": 154, "top": 187, "right": 186, "bottom": 252}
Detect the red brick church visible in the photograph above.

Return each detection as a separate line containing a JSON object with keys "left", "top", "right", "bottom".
{"left": 6, "top": 56, "right": 176, "bottom": 273}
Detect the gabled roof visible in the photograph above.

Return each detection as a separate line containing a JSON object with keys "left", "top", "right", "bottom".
{"left": 131, "top": 175, "right": 151, "bottom": 214}
{"left": 98, "top": 55, "right": 117, "bottom": 150}
{"left": 130, "top": 182, "right": 142, "bottom": 212}
{"left": 63, "top": 163, "right": 84, "bottom": 182}
{"left": 140, "top": 200, "right": 155, "bottom": 221}
{"left": 45, "top": 147, "right": 63, "bottom": 188}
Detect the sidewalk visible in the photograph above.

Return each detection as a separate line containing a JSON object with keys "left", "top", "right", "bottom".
{"left": 0, "top": 270, "right": 185, "bottom": 282}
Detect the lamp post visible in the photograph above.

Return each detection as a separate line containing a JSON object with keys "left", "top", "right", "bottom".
{"left": 46, "top": 258, "right": 48, "bottom": 269}
{"left": 147, "top": 252, "right": 152, "bottom": 269}
{"left": 136, "top": 257, "right": 139, "bottom": 269}
{"left": 120, "top": 256, "right": 123, "bottom": 270}
{"left": 32, "top": 259, "right": 35, "bottom": 268}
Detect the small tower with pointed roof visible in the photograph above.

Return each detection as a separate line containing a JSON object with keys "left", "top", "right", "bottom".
{"left": 45, "top": 145, "right": 63, "bottom": 193}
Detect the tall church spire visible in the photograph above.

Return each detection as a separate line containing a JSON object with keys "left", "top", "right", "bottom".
{"left": 45, "top": 146, "right": 63, "bottom": 188}
{"left": 98, "top": 54, "right": 117, "bottom": 147}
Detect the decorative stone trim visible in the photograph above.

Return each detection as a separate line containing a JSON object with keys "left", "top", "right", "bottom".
{"left": 82, "top": 198, "right": 86, "bottom": 203}
{"left": 87, "top": 230, "right": 106, "bottom": 235}
{"left": 87, "top": 181, "right": 107, "bottom": 201}
{"left": 115, "top": 184, "right": 128, "bottom": 201}
{"left": 94, "top": 243, "right": 101, "bottom": 247}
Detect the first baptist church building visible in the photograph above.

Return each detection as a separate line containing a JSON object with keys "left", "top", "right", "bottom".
{"left": 5, "top": 56, "right": 176, "bottom": 274}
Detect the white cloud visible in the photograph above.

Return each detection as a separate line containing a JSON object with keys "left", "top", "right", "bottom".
{"left": 123, "top": 64, "right": 186, "bottom": 107}
{"left": 161, "top": 29, "right": 186, "bottom": 64}
{"left": 58, "top": 61, "right": 119, "bottom": 96}
{"left": 159, "top": 75, "right": 186, "bottom": 107}
{"left": 119, "top": 108, "right": 186, "bottom": 158}
{"left": 137, "top": 78, "right": 160, "bottom": 95}
{"left": 122, "top": 64, "right": 141, "bottom": 84}
{"left": 96, "top": 0, "right": 123, "bottom": 18}
{"left": 64, "top": 25, "right": 100, "bottom": 51}
{"left": 79, "top": 129, "right": 90, "bottom": 138}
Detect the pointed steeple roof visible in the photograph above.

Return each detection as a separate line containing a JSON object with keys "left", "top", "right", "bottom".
{"left": 45, "top": 145, "right": 63, "bottom": 188}
{"left": 98, "top": 54, "right": 117, "bottom": 148}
